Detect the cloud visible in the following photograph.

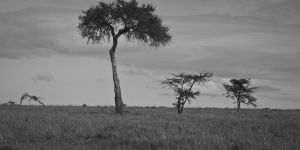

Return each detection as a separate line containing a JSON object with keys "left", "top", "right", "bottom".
{"left": 143, "top": 0, "right": 287, "bottom": 16}
{"left": 120, "top": 65, "right": 154, "bottom": 76}
{"left": 0, "top": 0, "right": 98, "bottom": 12}
{"left": 32, "top": 72, "right": 55, "bottom": 83}
{"left": 252, "top": 0, "right": 300, "bottom": 24}
{"left": 201, "top": 93, "right": 222, "bottom": 98}
{"left": 96, "top": 79, "right": 104, "bottom": 83}
{"left": 0, "top": 7, "right": 78, "bottom": 59}
{"left": 0, "top": 6, "right": 155, "bottom": 60}
{"left": 258, "top": 85, "right": 281, "bottom": 93}
{"left": 0, "top": 7, "right": 119, "bottom": 59}
{"left": 1, "top": 4, "right": 299, "bottom": 86}
{"left": 159, "top": 92, "right": 173, "bottom": 97}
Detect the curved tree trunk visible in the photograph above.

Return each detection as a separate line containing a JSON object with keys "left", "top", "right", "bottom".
{"left": 237, "top": 101, "right": 241, "bottom": 111}
{"left": 109, "top": 38, "right": 124, "bottom": 114}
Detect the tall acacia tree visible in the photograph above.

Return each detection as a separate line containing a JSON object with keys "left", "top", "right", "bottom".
{"left": 223, "top": 78, "right": 258, "bottom": 111}
{"left": 78, "top": 0, "right": 171, "bottom": 114}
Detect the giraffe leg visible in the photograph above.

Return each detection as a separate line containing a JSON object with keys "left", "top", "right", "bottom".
{"left": 35, "top": 97, "right": 45, "bottom": 106}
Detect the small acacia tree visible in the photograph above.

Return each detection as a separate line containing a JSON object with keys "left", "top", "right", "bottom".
{"left": 78, "top": 0, "right": 171, "bottom": 114}
{"left": 223, "top": 78, "right": 258, "bottom": 111}
{"left": 161, "top": 73, "right": 213, "bottom": 114}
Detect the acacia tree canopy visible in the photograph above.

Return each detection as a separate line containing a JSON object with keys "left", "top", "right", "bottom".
{"left": 223, "top": 78, "right": 258, "bottom": 110}
{"left": 78, "top": 0, "right": 171, "bottom": 47}
{"left": 161, "top": 73, "right": 213, "bottom": 114}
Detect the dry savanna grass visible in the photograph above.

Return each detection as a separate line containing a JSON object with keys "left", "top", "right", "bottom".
{"left": 0, "top": 105, "right": 299, "bottom": 150}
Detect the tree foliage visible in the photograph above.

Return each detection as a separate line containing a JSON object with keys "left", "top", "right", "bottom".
{"left": 223, "top": 78, "right": 258, "bottom": 110}
{"left": 161, "top": 73, "right": 213, "bottom": 114}
{"left": 78, "top": 0, "right": 171, "bottom": 47}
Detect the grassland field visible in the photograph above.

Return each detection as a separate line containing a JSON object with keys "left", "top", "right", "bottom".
{"left": 0, "top": 105, "right": 299, "bottom": 150}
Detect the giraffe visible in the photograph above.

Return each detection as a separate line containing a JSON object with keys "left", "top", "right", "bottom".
{"left": 20, "top": 93, "right": 45, "bottom": 106}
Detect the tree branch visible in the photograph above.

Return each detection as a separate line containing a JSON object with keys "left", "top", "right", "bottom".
{"left": 107, "top": 24, "right": 116, "bottom": 37}
{"left": 188, "top": 80, "right": 196, "bottom": 91}
{"left": 116, "top": 27, "right": 130, "bottom": 38}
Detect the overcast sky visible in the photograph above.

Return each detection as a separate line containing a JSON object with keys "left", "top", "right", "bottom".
{"left": 0, "top": 0, "right": 300, "bottom": 109}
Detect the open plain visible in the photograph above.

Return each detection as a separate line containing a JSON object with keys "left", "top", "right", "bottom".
{"left": 0, "top": 105, "right": 299, "bottom": 150}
